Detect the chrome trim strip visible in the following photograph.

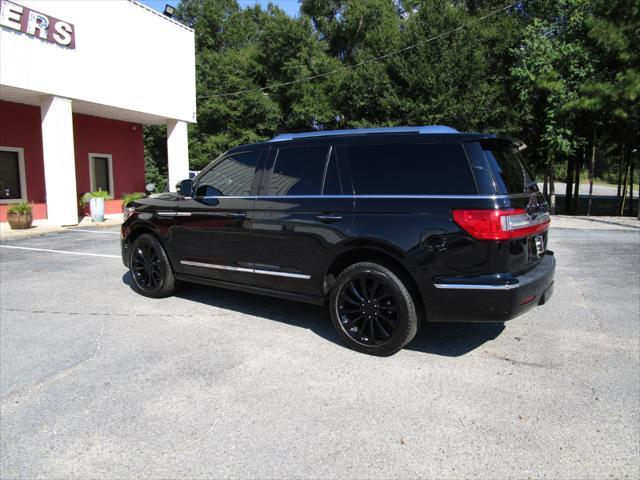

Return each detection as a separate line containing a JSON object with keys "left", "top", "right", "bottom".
{"left": 254, "top": 268, "right": 311, "bottom": 280}
{"left": 198, "top": 193, "right": 539, "bottom": 200}
{"left": 156, "top": 211, "right": 192, "bottom": 217}
{"left": 181, "top": 260, "right": 254, "bottom": 274}
{"left": 433, "top": 283, "right": 519, "bottom": 290}
{"left": 180, "top": 260, "right": 311, "bottom": 279}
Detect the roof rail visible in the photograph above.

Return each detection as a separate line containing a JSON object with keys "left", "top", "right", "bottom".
{"left": 269, "top": 125, "right": 459, "bottom": 142}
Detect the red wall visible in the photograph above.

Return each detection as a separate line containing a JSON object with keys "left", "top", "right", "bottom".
{"left": 0, "top": 101, "right": 46, "bottom": 203}
{"left": 73, "top": 113, "right": 145, "bottom": 198}
{"left": 0, "top": 100, "right": 145, "bottom": 221}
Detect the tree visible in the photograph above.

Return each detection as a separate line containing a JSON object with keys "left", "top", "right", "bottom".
{"left": 565, "top": 0, "right": 640, "bottom": 215}
{"left": 510, "top": 1, "right": 594, "bottom": 214}
{"left": 139, "top": 0, "right": 638, "bottom": 217}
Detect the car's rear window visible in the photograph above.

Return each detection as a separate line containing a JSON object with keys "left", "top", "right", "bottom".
{"left": 483, "top": 147, "right": 536, "bottom": 194}
{"left": 347, "top": 143, "right": 477, "bottom": 195}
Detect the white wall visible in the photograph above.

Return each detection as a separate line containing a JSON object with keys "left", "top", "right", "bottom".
{"left": 40, "top": 95, "right": 78, "bottom": 225}
{"left": 0, "top": 0, "right": 196, "bottom": 123}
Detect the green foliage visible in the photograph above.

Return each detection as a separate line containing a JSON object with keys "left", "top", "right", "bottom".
{"left": 144, "top": 124, "right": 168, "bottom": 190}
{"left": 142, "top": 0, "right": 638, "bottom": 190}
{"left": 121, "top": 192, "right": 145, "bottom": 209}
{"left": 80, "top": 190, "right": 111, "bottom": 206}
{"left": 144, "top": 155, "right": 167, "bottom": 192}
{"left": 510, "top": 1, "right": 595, "bottom": 171}
{"left": 7, "top": 201, "right": 32, "bottom": 215}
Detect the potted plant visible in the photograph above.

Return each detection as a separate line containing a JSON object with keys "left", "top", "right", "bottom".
{"left": 121, "top": 192, "right": 145, "bottom": 211}
{"left": 6, "top": 201, "right": 33, "bottom": 230}
{"left": 80, "top": 190, "right": 111, "bottom": 222}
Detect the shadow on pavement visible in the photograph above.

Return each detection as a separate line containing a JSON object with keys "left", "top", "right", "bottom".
{"left": 123, "top": 273, "right": 504, "bottom": 357}
{"left": 407, "top": 322, "right": 504, "bottom": 356}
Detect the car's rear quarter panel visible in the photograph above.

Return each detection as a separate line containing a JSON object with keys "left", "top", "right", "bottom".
{"left": 352, "top": 192, "right": 550, "bottom": 322}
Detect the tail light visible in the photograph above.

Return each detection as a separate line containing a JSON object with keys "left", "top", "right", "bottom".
{"left": 453, "top": 209, "right": 550, "bottom": 240}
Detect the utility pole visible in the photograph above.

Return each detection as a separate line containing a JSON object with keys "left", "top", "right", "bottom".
{"left": 633, "top": 148, "right": 639, "bottom": 220}
{"left": 587, "top": 127, "right": 597, "bottom": 217}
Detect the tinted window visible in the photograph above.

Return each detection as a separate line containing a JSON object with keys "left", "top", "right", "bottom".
{"left": 483, "top": 147, "right": 536, "bottom": 194}
{"left": 269, "top": 146, "right": 329, "bottom": 196}
{"left": 323, "top": 150, "right": 341, "bottom": 195}
{"left": 347, "top": 143, "right": 477, "bottom": 195}
{"left": 196, "top": 151, "right": 260, "bottom": 197}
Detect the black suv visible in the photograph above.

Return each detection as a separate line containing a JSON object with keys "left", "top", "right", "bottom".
{"left": 121, "top": 126, "right": 555, "bottom": 356}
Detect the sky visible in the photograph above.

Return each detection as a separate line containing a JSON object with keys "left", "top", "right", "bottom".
{"left": 138, "top": 0, "right": 300, "bottom": 18}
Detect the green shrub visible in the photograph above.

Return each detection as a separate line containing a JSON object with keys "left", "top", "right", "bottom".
{"left": 145, "top": 156, "right": 167, "bottom": 192}
{"left": 80, "top": 189, "right": 112, "bottom": 206}
{"left": 603, "top": 172, "right": 619, "bottom": 184}
{"left": 121, "top": 192, "right": 145, "bottom": 209}
{"left": 7, "top": 201, "right": 32, "bottom": 215}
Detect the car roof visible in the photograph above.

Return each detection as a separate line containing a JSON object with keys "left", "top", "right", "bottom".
{"left": 270, "top": 125, "right": 459, "bottom": 141}
{"left": 228, "top": 126, "right": 523, "bottom": 153}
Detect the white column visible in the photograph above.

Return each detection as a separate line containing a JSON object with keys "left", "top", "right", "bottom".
{"left": 40, "top": 96, "right": 78, "bottom": 226}
{"left": 166, "top": 120, "right": 190, "bottom": 192}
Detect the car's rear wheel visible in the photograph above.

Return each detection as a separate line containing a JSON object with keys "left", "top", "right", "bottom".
{"left": 329, "top": 262, "right": 418, "bottom": 356}
{"left": 129, "top": 233, "right": 177, "bottom": 298}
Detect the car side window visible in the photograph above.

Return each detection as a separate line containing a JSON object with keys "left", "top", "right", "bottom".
{"left": 195, "top": 151, "right": 261, "bottom": 197}
{"left": 347, "top": 143, "right": 477, "bottom": 195}
{"left": 322, "top": 149, "right": 342, "bottom": 195}
{"left": 268, "top": 146, "right": 329, "bottom": 196}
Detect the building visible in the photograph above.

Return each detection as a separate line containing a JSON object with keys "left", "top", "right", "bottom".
{"left": 0, "top": 0, "right": 196, "bottom": 224}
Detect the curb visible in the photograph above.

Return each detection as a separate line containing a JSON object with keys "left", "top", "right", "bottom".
{"left": 0, "top": 215, "right": 123, "bottom": 241}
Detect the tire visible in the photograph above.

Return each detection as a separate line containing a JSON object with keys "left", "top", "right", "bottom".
{"left": 129, "top": 233, "right": 177, "bottom": 298}
{"left": 329, "top": 262, "right": 418, "bottom": 356}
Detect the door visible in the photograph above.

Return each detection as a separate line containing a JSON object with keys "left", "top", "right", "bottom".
{"left": 0, "top": 148, "right": 25, "bottom": 202}
{"left": 172, "top": 149, "right": 264, "bottom": 284}
{"left": 251, "top": 144, "right": 354, "bottom": 297}
{"left": 89, "top": 154, "right": 114, "bottom": 197}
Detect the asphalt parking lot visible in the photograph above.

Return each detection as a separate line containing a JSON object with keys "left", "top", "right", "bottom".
{"left": 1, "top": 225, "right": 639, "bottom": 479}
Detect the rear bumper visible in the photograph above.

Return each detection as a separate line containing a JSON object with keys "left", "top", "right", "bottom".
{"left": 429, "top": 253, "right": 556, "bottom": 322}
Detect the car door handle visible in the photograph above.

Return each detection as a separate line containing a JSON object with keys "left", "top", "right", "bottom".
{"left": 227, "top": 212, "right": 247, "bottom": 219}
{"left": 316, "top": 214, "right": 343, "bottom": 223}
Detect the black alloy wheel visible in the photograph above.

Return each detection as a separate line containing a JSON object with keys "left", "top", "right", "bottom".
{"left": 337, "top": 277, "right": 399, "bottom": 346}
{"left": 330, "top": 262, "right": 418, "bottom": 356}
{"left": 132, "top": 242, "right": 163, "bottom": 292}
{"left": 129, "top": 233, "right": 177, "bottom": 298}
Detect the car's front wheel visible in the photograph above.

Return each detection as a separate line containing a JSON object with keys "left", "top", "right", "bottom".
{"left": 329, "top": 262, "right": 418, "bottom": 356}
{"left": 129, "top": 233, "right": 177, "bottom": 298}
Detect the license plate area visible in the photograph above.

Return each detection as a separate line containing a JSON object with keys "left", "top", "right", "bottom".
{"left": 529, "top": 234, "right": 545, "bottom": 259}
{"left": 534, "top": 235, "right": 545, "bottom": 255}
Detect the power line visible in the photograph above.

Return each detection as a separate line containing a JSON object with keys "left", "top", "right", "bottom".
{"left": 198, "top": 1, "right": 520, "bottom": 99}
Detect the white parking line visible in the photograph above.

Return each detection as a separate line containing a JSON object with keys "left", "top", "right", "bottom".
{"left": 0, "top": 245, "right": 120, "bottom": 259}
{"left": 69, "top": 229, "right": 121, "bottom": 235}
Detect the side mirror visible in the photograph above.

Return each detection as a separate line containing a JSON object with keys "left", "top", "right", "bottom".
{"left": 176, "top": 179, "right": 194, "bottom": 196}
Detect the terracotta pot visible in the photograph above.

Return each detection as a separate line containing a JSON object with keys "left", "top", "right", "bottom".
{"left": 7, "top": 212, "right": 33, "bottom": 230}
